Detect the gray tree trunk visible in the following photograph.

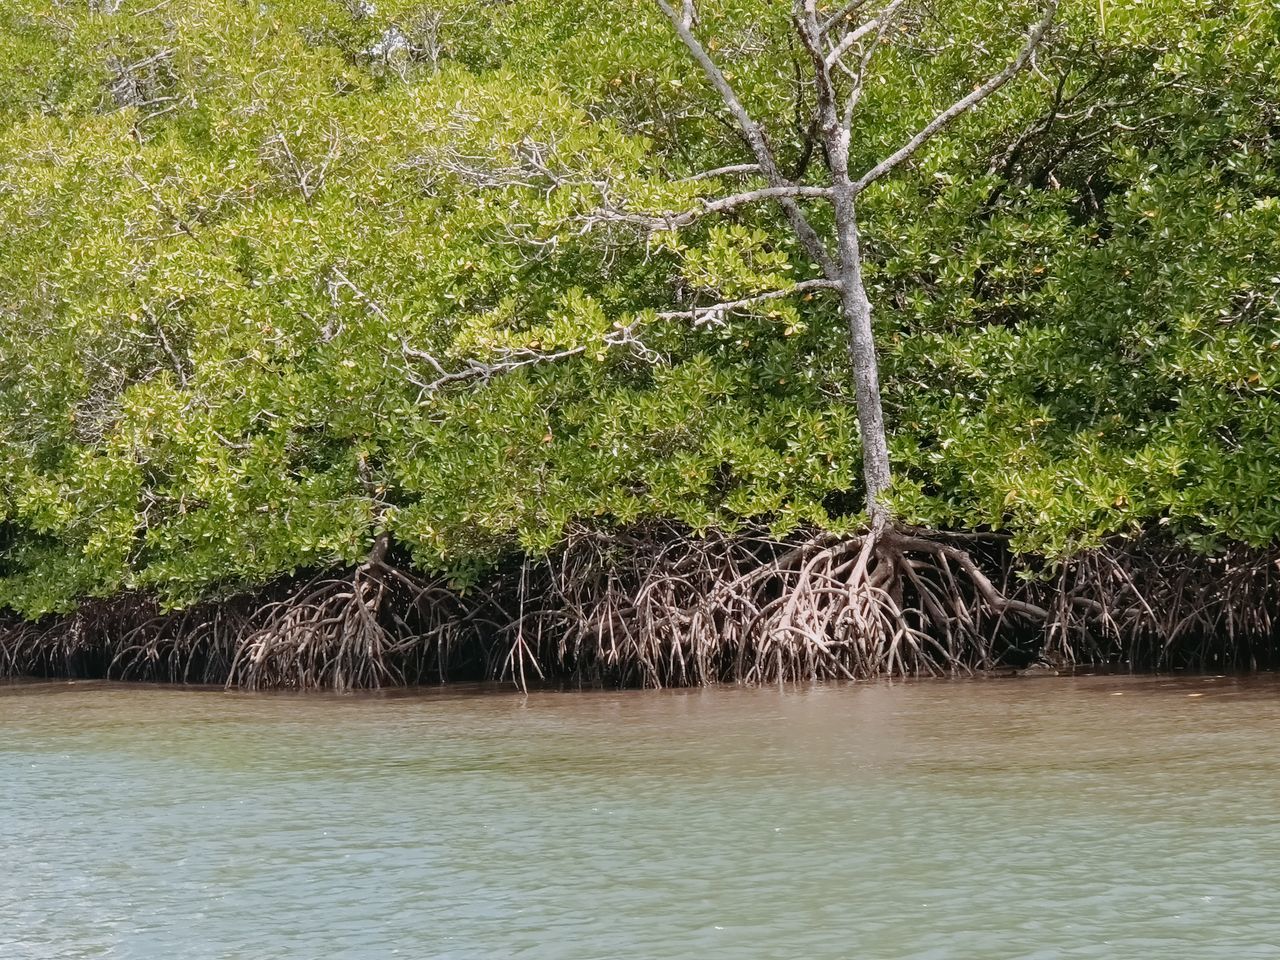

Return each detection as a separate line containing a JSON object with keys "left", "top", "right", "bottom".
{"left": 833, "top": 201, "right": 892, "bottom": 531}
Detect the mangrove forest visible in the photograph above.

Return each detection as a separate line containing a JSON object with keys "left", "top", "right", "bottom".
{"left": 1, "top": 0, "right": 1278, "bottom": 688}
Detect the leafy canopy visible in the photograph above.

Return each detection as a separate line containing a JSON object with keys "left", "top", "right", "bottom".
{"left": 1, "top": 0, "right": 1277, "bottom": 615}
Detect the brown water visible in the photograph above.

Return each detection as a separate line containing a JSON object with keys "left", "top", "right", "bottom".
{"left": 2, "top": 675, "right": 1280, "bottom": 959}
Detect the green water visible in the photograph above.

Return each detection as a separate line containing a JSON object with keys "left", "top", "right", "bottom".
{"left": 3, "top": 675, "right": 1279, "bottom": 959}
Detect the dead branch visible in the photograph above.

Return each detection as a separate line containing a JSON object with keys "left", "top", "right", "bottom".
{"left": 581, "top": 184, "right": 834, "bottom": 232}
{"left": 652, "top": 0, "right": 839, "bottom": 279}
{"left": 850, "top": 0, "right": 1060, "bottom": 194}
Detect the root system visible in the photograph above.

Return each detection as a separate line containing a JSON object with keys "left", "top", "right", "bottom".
{"left": 3, "top": 525, "right": 1278, "bottom": 689}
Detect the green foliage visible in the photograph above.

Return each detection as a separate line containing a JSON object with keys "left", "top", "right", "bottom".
{"left": 1, "top": 0, "right": 1277, "bottom": 615}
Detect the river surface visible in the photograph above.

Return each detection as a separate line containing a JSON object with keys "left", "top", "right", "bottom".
{"left": 2, "top": 674, "right": 1279, "bottom": 959}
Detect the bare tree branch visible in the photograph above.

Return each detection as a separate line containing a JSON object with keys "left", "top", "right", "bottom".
{"left": 410, "top": 133, "right": 615, "bottom": 200}
{"left": 842, "top": 0, "right": 910, "bottom": 129}
{"left": 264, "top": 125, "right": 343, "bottom": 203}
{"left": 396, "top": 280, "right": 841, "bottom": 394}
{"left": 367, "top": 0, "right": 1061, "bottom": 539}
{"left": 582, "top": 184, "right": 834, "bottom": 232}
{"left": 820, "top": 0, "right": 875, "bottom": 35}
{"left": 142, "top": 303, "right": 188, "bottom": 387}
{"left": 676, "top": 163, "right": 762, "bottom": 182}
{"left": 791, "top": 0, "right": 895, "bottom": 527}
{"left": 123, "top": 161, "right": 195, "bottom": 237}
{"left": 652, "top": 0, "right": 838, "bottom": 279}
{"left": 330, "top": 267, "right": 395, "bottom": 328}
{"left": 654, "top": 278, "right": 841, "bottom": 325}
{"left": 850, "top": 0, "right": 1060, "bottom": 194}
{"left": 824, "top": 17, "right": 882, "bottom": 68}
{"left": 405, "top": 343, "right": 593, "bottom": 392}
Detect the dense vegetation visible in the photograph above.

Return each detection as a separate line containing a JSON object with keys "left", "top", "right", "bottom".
{"left": 1, "top": 0, "right": 1277, "bottom": 685}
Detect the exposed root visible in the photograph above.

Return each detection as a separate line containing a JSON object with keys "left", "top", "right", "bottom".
{"left": 0, "top": 538, "right": 486, "bottom": 691}
{"left": 1043, "top": 540, "right": 1280, "bottom": 670}
{"left": 513, "top": 523, "right": 1048, "bottom": 686}
{"left": 226, "top": 543, "right": 488, "bottom": 690}
{"left": 110, "top": 595, "right": 254, "bottom": 684}
{"left": 1, "top": 598, "right": 170, "bottom": 681}
{"left": 2, "top": 527, "right": 1278, "bottom": 690}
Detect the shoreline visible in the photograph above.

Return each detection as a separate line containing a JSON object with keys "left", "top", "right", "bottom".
{"left": 4, "top": 527, "right": 1278, "bottom": 691}
{"left": 1, "top": 667, "right": 1272, "bottom": 695}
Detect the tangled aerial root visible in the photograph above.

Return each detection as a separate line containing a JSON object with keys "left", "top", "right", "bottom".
{"left": 1043, "top": 540, "right": 1280, "bottom": 671}
{"left": 517, "top": 523, "right": 1048, "bottom": 686}
{"left": 224, "top": 549, "right": 481, "bottom": 690}
{"left": 0, "top": 537, "right": 491, "bottom": 690}
{"left": 1, "top": 526, "right": 1278, "bottom": 689}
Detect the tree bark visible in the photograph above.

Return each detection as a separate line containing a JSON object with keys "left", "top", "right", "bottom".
{"left": 795, "top": 0, "right": 893, "bottom": 531}
{"left": 831, "top": 158, "right": 892, "bottom": 532}
{"left": 833, "top": 195, "right": 892, "bottom": 531}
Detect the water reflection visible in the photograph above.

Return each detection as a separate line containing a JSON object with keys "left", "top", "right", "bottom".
{"left": 2, "top": 675, "right": 1279, "bottom": 959}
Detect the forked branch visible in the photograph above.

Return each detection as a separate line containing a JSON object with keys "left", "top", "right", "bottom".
{"left": 652, "top": 0, "right": 838, "bottom": 279}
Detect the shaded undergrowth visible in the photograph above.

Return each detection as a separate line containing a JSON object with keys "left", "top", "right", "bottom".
{"left": 3, "top": 525, "right": 1278, "bottom": 689}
